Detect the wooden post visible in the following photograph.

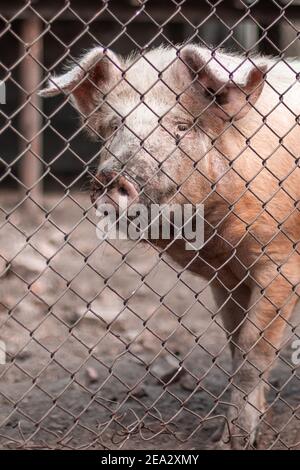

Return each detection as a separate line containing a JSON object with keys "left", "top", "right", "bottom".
{"left": 20, "top": 14, "right": 43, "bottom": 215}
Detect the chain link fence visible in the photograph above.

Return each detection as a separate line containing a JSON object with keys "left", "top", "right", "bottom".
{"left": 1, "top": 0, "right": 300, "bottom": 450}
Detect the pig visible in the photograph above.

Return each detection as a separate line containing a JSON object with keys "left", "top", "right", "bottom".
{"left": 40, "top": 44, "right": 300, "bottom": 449}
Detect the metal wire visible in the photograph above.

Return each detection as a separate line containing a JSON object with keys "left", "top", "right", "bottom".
{"left": 0, "top": 0, "right": 300, "bottom": 450}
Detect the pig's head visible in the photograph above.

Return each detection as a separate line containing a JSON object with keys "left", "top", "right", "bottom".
{"left": 40, "top": 45, "right": 266, "bottom": 211}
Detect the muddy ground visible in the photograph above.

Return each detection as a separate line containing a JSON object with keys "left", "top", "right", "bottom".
{"left": 0, "top": 190, "right": 299, "bottom": 450}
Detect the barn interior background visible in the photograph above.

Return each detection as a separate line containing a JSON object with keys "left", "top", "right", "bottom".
{"left": 0, "top": 0, "right": 300, "bottom": 449}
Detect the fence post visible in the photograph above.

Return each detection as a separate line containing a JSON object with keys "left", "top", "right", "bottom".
{"left": 19, "top": 14, "right": 43, "bottom": 215}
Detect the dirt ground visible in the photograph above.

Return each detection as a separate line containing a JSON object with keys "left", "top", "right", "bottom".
{"left": 0, "top": 190, "right": 300, "bottom": 450}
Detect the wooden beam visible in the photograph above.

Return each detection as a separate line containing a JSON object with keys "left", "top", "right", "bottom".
{"left": 1, "top": 1, "right": 300, "bottom": 24}
{"left": 19, "top": 14, "right": 43, "bottom": 216}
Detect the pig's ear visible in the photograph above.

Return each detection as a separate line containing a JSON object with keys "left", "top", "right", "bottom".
{"left": 179, "top": 46, "right": 267, "bottom": 121}
{"left": 39, "top": 47, "right": 121, "bottom": 115}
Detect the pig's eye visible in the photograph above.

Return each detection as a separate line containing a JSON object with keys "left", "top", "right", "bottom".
{"left": 176, "top": 123, "right": 190, "bottom": 133}
{"left": 110, "top": 119, "right": 121, "bottom": 132}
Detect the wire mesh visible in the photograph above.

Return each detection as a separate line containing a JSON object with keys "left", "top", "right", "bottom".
{"left": 0, "top": 0, "right": 300, "bottom": 450}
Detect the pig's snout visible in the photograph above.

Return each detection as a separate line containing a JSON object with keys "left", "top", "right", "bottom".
{"left": 90, "top": 171, "right": 139, "bottom": 208}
